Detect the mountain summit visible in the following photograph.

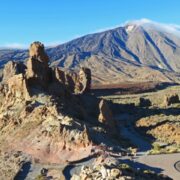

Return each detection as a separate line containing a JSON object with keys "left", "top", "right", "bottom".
{"left": 1, "top": 19, "right": 180, "bottom": 84}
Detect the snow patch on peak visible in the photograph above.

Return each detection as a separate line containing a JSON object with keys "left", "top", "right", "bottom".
{"left": 126, "top": 25, "right": 135, "bottom": 32}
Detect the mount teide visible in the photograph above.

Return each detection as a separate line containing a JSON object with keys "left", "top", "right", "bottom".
{"left": 1, "top": 20, "right": 180, "bottom": 84}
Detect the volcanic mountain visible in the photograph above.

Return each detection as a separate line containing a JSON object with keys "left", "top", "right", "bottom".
{"left": 1, "top": 19, "right": 180, "bottom": 84}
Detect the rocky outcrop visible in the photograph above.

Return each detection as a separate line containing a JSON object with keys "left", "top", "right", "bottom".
{"left": 2, "top": 61, "right": 26, "bottom": 82}
{"left": 0, "top": 42, "right": 95, "bottom": 164}
{"left": 139, "top": 97, "right": 152, "bottom": 107}
{"left": 26, "top": 57, "right": 50, "bottom": 88}
{"left": 75, "top": 67, "right": 91, "bottom": 94}
{"left": 0, "top": 42, "right": 121, "bottom": 167}
{"left": 25, "top": 41, "right": 51, "bottom": 88}
{"left": 6, "top": 74, "right": 30, "bottom": 100}
{"left": 164, "top": 94, "right": 179, "bottom": 106}
{"left": 51, "top": 67, "right": 91, "bottom": 94}
{"left": 59, "top": 124, "right": 92, "bottom": 148}
{"left": 29, "top": 41, "right": 49, "bottom": 63}
{"left": 26, "top": 42, "right": 91, "bottom": 93}
{"left": 98, "top": 100, "right": 115, "bottom": 131}
{"left": 51, "top": 67, "right": 76, "bottom": 94}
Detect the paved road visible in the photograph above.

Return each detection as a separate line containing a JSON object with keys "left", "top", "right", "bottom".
{"left": 116, "top": 113, "right": 180, "bottom": 180}
{"left": 137, "top": 153, "right": 180, "bottom": 180}
{"left": 174, "top": 161, "right": 180, "bottom": 172}
{"left": 120, "top": 153, "right": 180, "bottom": 180}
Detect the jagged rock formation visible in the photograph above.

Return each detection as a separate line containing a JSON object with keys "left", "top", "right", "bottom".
{"left": 2, "top": 61, "right": 26, "bottom": 82}
{"left": 75, "top": 67, "right": 91, "bottom": 94}
{"left": 26, "top": 57, "right": 51, "bottom": 88}
{"left": 51, "top": 67, "right": 76, "bottom": 93}
{"left": 6, "top": 74, "right": 30, "bottom": 100}
{"left": 0, "top": 42, "right": 117, "bottom": 165}
{"left": 51, "top": 67, "right": 91, "bottom": 94}
{"left": 26, "top": 42, "right": 50, "bottom": 88}
{"left": 29, "top": 41, "right": 49, "bottom": 63}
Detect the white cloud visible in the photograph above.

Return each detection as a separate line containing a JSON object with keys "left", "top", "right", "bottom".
{"left": 92, "top": 18, "right": 180, "bottom": 37}
{"left": 0, "top": 41, "right": 64, "bottom": 49}
{"left": 124, "top": 18, "right": 180, "bottom": 37}
{"left": 1, "top": 43, "right": 28, "bottom": 49}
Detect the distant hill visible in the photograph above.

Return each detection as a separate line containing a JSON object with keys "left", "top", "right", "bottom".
{"left": 1, "top": 20, "right": 180, "bottom": 84}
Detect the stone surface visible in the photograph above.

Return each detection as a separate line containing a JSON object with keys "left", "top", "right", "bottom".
{"left": 98, "top": 99, "right": 115, "bottom": 131}
{"left": 51, "top": 67, "right": 76, "bottom": 93}
{"left": 26, "top": 57, "right": 50, "bottom": 88}
{"left": 2, "top": 61, "right": 26, "bottom": 82}
{"left": 51, "top": 67, "right": 91, "bottom": 94}
{"left": 29, "top": 41, "right": 49, "bottom": 63}
{"left": 75, "top": 67, "right": 91, "bottom": 94}
{"left": 26, "top": 42, "right": 51, "bottom": 88}
{"left": 6, "top": 74, "right": 30, "bottom": 100}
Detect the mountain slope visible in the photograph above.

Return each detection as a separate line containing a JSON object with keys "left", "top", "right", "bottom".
{"left": 1, "top": 20, "right": 180, "bottom": 84}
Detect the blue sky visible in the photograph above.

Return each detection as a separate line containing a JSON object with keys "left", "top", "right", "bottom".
{"left": 0, "top": 0, "right": 180, "bottom": 48}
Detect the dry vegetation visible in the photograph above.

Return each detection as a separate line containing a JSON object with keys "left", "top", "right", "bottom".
{"left": 101, "top": 85, "right": 180, "bottom": 152}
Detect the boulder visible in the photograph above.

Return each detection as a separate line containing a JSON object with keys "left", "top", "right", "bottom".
{"left": 2, "top": 61, "right": 26, "bottom": 83}
{"left": 139, "top": 97, "right": 152, "bottom": 107}
{"left": 164, "top": 94, "right": 179, "bottom": 106}
{"left": 75, "top": 67, "right": 91, "bottom": 94}
{"left": 98, "top": 99, "right": 115, "bottom": 130}
{"left": 29, "top": 41, "right": 49, "bottom": 64}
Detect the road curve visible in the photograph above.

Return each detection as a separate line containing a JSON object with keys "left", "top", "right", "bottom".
{"left": 136, "top": 153, "right": 180, "bottom": 180}
{"left": 116, "top": 113, "right": 180, "bottom": 180}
